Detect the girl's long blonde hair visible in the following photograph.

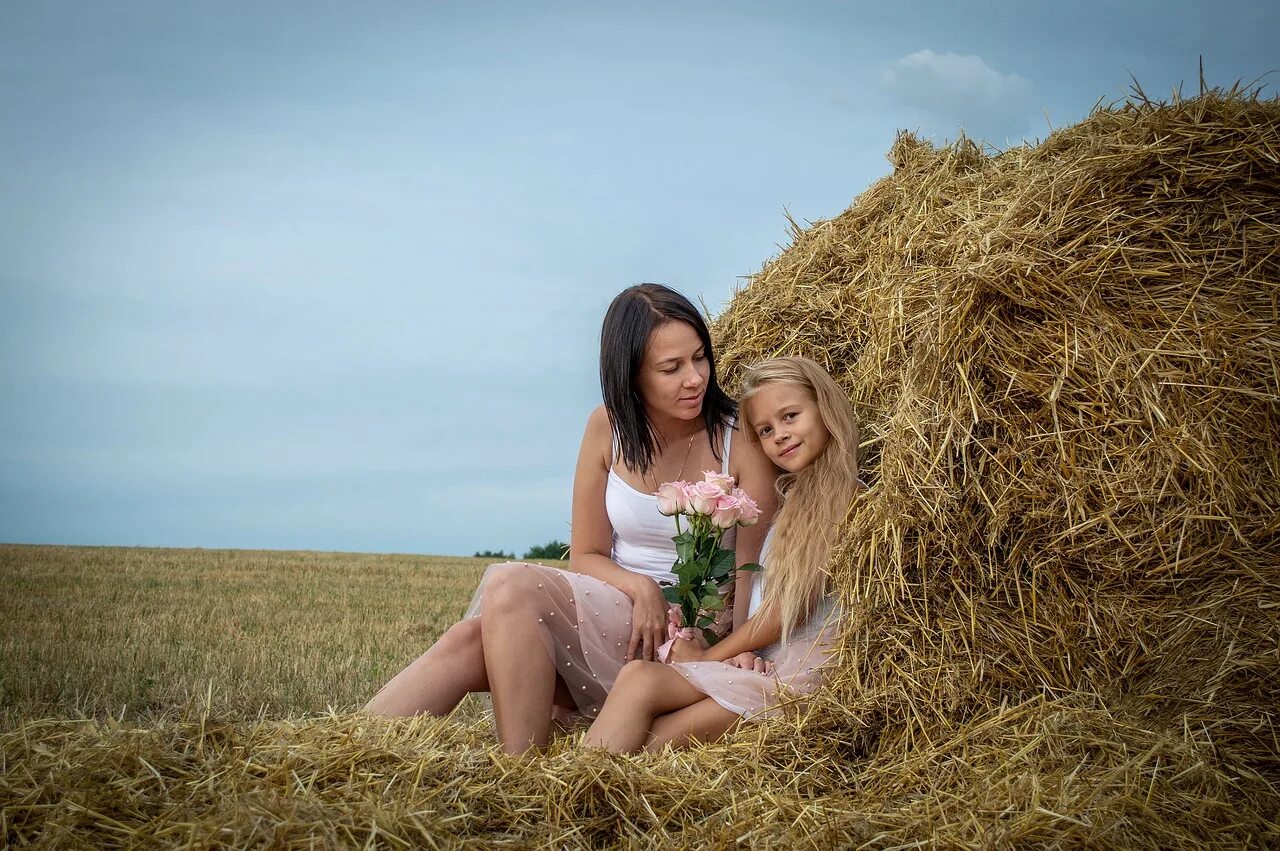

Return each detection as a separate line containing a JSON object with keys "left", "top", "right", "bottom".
{"left": 740, "top": 357, "right": 861, "bottom": 644}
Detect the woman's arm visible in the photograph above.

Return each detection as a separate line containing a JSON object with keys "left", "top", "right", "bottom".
{"left": 568, "top": 405, "right": 669, "bottom": 661}
{"left": 727, "top": 424, "right": 778, "bottom": 631}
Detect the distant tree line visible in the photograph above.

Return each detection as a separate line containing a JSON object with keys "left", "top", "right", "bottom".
{"left": 522, "top": 539, "right": 569, "bottom": 560}
{"left": 473, "top": 539, "right": 569, "bottom": 561}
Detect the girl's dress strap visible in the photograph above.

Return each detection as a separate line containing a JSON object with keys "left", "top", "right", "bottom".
{"left": 611, "top": 430, "right": 620, "bottom": 469}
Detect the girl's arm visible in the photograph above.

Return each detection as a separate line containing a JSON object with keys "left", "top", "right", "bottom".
{"left": 669, "top": 601, "right": 782, "bottom": 663}
{"left": 726, "top": 425, "right": 778, "bottom": 631}
{"left": 568, "top": 405, "right": 669, "bottom": 661}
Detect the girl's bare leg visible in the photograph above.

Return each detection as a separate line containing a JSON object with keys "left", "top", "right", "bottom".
{"left": 480, "top": 564, "right": 562, "bottom": 754}
{"left": 644, "top": 698, "right": 740, "bottom": 751}
{"left": 364, "top": 617, "right": 489, "bottom": 716}
{"left": 582, "top": 660, "right": 711, "bottom": 753}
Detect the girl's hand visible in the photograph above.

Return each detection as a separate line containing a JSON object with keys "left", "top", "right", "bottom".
{"left": 667, "top": 638, "right": 705, "bottom": 663}
{"left": 727, "top": 652, "right": 771, "bottom": 674}
{"left": 623, "top": 576, "right": 668, "bottom": 662}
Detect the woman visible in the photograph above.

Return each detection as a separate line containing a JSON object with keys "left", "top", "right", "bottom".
{"left": 365, "top": 283, "right": 777, "bottom": 754}
{"left": 582, "top": 356, "right": 863, "bottom": 752}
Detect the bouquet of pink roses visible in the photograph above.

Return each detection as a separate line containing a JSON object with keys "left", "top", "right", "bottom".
{"left": 654, "top": 471, "right": 761, "bottom": 659}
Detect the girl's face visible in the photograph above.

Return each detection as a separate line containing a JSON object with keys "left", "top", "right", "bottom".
{"left": 745, "top": 381, "right": 830, "bottom": 473}
{"left": 637, "top": 321, "right": 709, "bottom": 423}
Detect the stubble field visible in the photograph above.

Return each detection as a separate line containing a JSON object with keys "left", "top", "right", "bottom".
{"left": 0, "top": 544, "right": 500, "bottom": 727}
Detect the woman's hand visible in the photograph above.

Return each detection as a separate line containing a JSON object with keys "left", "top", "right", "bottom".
{"left": 727, "top": 652, "right": 773, "bottom": 675}
{"left": 667, "top": 638, "right": 705, "bottom": 663}
{"left": 622, "top": 575, "right": 669, "bottom": 662}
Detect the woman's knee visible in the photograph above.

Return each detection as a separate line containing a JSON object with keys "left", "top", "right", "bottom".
{"left": 436, "top": 616, "right": 482, "bottom": 652}
{"left": 480, "top": 563, "right": 544, "bottom": 617}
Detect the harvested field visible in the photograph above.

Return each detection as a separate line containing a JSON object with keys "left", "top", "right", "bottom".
{"left": 5, "top": 86, "right": 1279, "bottom": 847}
{"left": 0, "top": 546, "right": 492, "bottom": 725}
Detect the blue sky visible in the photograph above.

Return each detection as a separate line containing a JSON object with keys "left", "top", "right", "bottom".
{"left": 2, "top": 1, "right": 1276, "bottom": 555}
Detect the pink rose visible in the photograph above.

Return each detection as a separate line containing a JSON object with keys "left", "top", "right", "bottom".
{"left": 688, "top": 481, "right": 723, "bottom": 515}
{"left": 710, "top": 493, "right": 742, "bottom": 529}
{"left": 702, "top": 471, "right": 736, "bottom": 494}
{"left": 733, "top": 489, "right": 761, "bottom": 526}
{"left": 674, "top": 481, "right": 697, "bottom": 515}
{"left": 656, "top": 481, "right": 696, "bottom": 515}
{"left": 655, "top": 481, "right": 685, "bottom": 516}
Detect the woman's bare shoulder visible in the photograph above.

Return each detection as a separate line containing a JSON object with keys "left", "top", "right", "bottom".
{"left": 584, "top": 404, "right": 611, "bottom": 439}
{"left": 579, "top": 404, "right": 613, "bottom": 466}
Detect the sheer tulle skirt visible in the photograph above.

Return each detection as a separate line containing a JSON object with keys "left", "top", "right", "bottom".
{"left": 464, "top": 561, "right": 829, "bottom": 725}
{"left": 669, "top": 597, "right": 841, "bottom": 721}
{"left": 463, "top": 562, "right": 641, "bottom": 720}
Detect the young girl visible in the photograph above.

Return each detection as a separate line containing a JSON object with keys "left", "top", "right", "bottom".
{"left": 582, "top": 356, "right": 862, "bottom": 752}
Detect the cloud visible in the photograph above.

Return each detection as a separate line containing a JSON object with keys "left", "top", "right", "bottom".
{"left": 881, "top": 49, "right": 1034, "bottom": 141}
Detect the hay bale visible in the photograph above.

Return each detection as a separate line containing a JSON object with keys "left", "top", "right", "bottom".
{"left": 5, "top": 86, "right": 1278, "bottom": 848}
{"left": 716, "top": 83, "right": 1280, "bottom": 807}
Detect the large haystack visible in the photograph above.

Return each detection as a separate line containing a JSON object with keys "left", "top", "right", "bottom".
{"left": 4, "top": 87, "right": 1277, "bottom": 848}
{"left": 716, "top": 82, "right": 1280, "bottom": 818}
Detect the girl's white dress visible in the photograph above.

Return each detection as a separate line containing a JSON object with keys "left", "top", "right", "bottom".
{"left": 668, "top": 527, "right": 842, "bottom": 721}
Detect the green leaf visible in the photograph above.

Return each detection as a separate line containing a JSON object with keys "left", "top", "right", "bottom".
{"left": 696, "top": 615, "right": 714, "bottom": 628}
{"left": 674, "top": 560, "right": 704, "bottom": 583}
{"left": 675, "top": 539, "right": 694, "bottom": 564}
{"left": 701, "top": 593, "right": 724, "bottom": 612}
{"left": 661, "top": 586, "right": 682, "bottom": 604}
{"left": 709, "top": 548, "right": 736, "bottom": 577}
{"left": 738, "top": 562, "right": 762, "bottom": 573}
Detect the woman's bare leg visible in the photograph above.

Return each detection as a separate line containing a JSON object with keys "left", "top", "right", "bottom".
{"left": 582, "top": 660, "right": 711, "bottom": 753}
{"left": 364, "top": 617, "right": 489, "bottom": 716}
{"left": 480, "top": 564, "right": 563, "bottom": 754}
{"left": 644, "top": 698, "right": 740, "bottom": 751}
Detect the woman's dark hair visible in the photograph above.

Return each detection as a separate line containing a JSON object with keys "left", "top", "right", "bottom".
{"left": 599, "top": 283, "right": 736, "bottom": 475}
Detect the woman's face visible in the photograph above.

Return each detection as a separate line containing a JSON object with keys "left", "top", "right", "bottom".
{"left": 745, "top": 381, "right": 831, "bottom": 473}
{"left": 637, "top": 321, "right": 710, "bottom": 423}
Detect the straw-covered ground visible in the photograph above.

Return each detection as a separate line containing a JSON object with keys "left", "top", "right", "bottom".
{"left": 4, "top": 87, "right": 1279, "bottom": 848}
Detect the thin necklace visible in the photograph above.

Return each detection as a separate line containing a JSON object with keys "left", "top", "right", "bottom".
{"left": 674, "top": 431, "right": 697, "bottom": 482}
{"left": 649, "top": 430, "right": 699, "bottom": 491}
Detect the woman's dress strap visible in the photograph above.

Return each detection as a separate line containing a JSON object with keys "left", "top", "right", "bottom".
{"left": 721, "top": 417, "right": 735, "bottom": 475}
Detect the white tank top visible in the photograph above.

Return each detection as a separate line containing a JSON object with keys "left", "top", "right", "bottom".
{"left": 607, "top": 421, "right": 736, "bottom": 583}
